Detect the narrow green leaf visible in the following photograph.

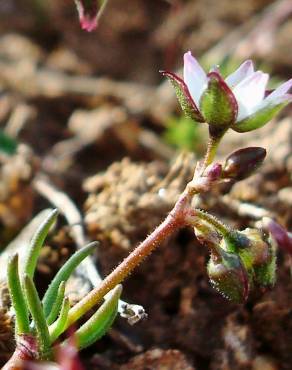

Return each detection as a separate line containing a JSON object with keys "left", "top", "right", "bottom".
{"left": 42, "top": 242, "right": 97, "bottom": 319}
{"left": 22, "top": 209, "right": 58, "bottom": 279}
{"left": 46, "top": 281, "right": 66, "bottom": 325}
{"left": 73, "top": 284, "right": 122, "bottom": 350}
{"left": 7, "top": 254, "right": 30, "bottom": 334}
{"left": 49, "top": 297, "right": 70, "bottom": 343}
{"left": 23, "top": 274, "right": 52, "bottom": 360}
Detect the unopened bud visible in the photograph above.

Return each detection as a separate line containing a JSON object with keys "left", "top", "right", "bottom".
{"left": 222, "top": 147, "right": 266, "bottom": 181}
{"left": 238, "top": 228, "right": 276, "bottom": 288}
{"left": 207, "top": 248, "right": 249, "bottom": 304}
{"left": 74, "top": 0, "right": 109, "bottom": 32}
{"left": 74, "top": 0, "right": 98, "bottom": 31}
{"left": 262, "top": 217, "right": 292, "bottom": 255}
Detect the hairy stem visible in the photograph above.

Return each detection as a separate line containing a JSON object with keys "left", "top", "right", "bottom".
{"left": 50, "top": 191, "right": 191, "bottom": 334}
{"left": 203, "top": 127, "right": 227, "bottom": 168}
{"left": 2, "top": 334, "right": 38, "bottom": 370}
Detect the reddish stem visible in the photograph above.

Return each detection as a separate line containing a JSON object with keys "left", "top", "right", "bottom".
{"left": 62, "top": 191, "right": 192, "bottom": 329}
{"left": 3, "top": 334, "right": 38, "bottom": 370}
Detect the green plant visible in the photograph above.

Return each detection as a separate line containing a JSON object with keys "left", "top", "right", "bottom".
{"left": 3, "top": 53, "right": 292, "bottom": 368}
{"left": 164, "top": 115, "right": 205, "bottom": 153}
{"left": 4, "top": 210, "right": 121, "bottom": 369}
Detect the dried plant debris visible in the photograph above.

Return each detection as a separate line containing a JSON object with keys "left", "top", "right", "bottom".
{"left": 210, "top": 313, "right": 254, "bottom": 370}
{"left": 0, "top": 144, "right": 37, "bottom": 232}
{"left": 0, "top": 307, "right": 14, "bottom": 365}
{"left": 84, "top": 154, "right": 196, "bottom": 251}
{"left": 120, "top": 348, "right": 194, "bottom": 370}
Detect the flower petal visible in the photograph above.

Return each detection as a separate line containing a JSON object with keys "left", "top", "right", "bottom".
{"left": 233, "top": 71, "right": 269, "bottom": 121}
{"left": 225, "top": 60, "right": 254, "bottom": 88}
{"left": 265, "top": 78, "right": 292, "bottom": 102}
{"left": 161, "top": 70, "right": 204, "bottom": 122}
{"left": 183, "top": 51, "right": 207, "bottom": 106}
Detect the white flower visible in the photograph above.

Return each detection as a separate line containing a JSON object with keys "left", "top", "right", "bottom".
{"left": 162, "top": 51, "right": 292, "bottom": 132}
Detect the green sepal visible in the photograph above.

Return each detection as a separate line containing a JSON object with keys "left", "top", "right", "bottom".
{"left": 239, "top": 229, "right": 277, "bottom": 288}
{"left": 161, "top": 71, "right": 204, "bottom": 122}
{"left": 46, "top": 281, "right": 66, "bottom": 325}
{"left": 207, "top": 249, "right": 249, "bottom": 304}
{"left": 49, "top": 297, "right": 70, "bottom": 343}
{"left": 23, "top": 274, "right": 52, "bottom": 360}
{"left": 200, "top": 71, "right": 238, "bottom": 128}
{"left": 7, "top": 254, "right": 30, "bottom": 334}
{"left": 42, "top": 242, "right": 97, "bottom": 319}
{"left": 73, "top": 284, "right": 122, "bottom": 350}
{"left": 22, "top": 209, "right": 58, "bottom": 279}
{"left": 232, "top": 102, "right": 286, "bottom": 133}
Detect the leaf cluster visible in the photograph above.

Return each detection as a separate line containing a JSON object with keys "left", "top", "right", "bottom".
{"left": 7, "top": 209, "right": 121, "bottom": 360}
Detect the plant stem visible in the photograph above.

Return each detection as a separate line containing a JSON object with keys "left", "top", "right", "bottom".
{"left": 203, "top": 127, "right": 227, "bottom": 168}
{"left": 187, "top": 209, "right": 246, "bottom": 251}
{"left": 2, "top": 334, "right": 38, "bottom": 370}
{"left": 189, "top": 209, "right": 232, "bottom": 238}
{"left": 51, "top": 191, "right": 191, "bottom": 333}
{"left": 49, "top": 128, "right": 227, "bottom": 336}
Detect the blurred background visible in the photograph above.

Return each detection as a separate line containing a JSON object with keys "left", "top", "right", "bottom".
{"left": 0, "top": 1, "right": 291, "bottom": 369}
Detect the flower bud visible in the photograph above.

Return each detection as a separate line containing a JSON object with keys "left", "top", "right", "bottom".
{"left": 207, "top": 248, "right": 249, "bottom": 304}
{"left": 262, "top": 217, "right": 292, "bottom": 255}
{"left": 238, "top": 228, "right": 276, "bottom": 288}
{"left": 74, "top": 0, "right": 109, "bottom": 32}
{"left": 222, "top": 147, "right": 266, "bottom": 181}
{"left": 74, "top": 0, "right": 98, "bottom": 31}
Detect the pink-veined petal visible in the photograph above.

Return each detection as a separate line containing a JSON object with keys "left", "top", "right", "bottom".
{"left": 266, "top": 78, "right": 292, "bottom": 102}
{"left": 233, "top": 71, "right": 269, "bottom": 121}
{"left": 256, "top": 93, "right": 292, "bottom": 112}
{"left": 225, "top": 60, "right": 254, "bottom": 88}
{"left": 183, "top": 51, "right": 207, "bottom": 106}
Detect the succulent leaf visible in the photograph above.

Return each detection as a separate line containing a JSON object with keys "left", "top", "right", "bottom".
{"left": 46, "top": 281, "right": 66, "bottom": 326}
{"left": 73, "top": 284, "right": 122, "bottom": 350}
{"left": 23, "top": 274, "right": 52, "bottom": 360}
{"left": 22, "top": 209, "right": 58, "bottom": 279}
{"left": 42, "top": 242, "right": 97, "bottom": 319}
{"left": 7, "top": 254, "right": 30, "bottom": 334}
{"left": 49, "top": 297, "right": 70, "bottom": 343}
